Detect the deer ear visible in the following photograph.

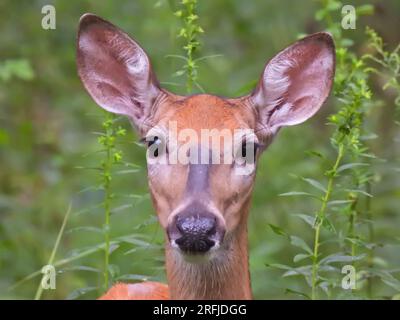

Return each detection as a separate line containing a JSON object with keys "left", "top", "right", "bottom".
{"left": 251, "top": 32, "right": 335, "bottom": 134}
{"left": 77, "top": 14, "right": 161, "bottom": 131}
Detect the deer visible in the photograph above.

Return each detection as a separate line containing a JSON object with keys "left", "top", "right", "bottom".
{"left": 76, "top": 13, "right": 335, "bottom": 300}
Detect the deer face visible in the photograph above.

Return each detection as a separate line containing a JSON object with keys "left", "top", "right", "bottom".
{"left": 144, "top": 94, "right": 259, "bottom": 259}
{"left": 77, "top": 14, "right": 335, "bottom": 262}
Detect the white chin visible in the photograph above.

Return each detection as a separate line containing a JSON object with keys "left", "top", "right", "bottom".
{"left": 180, "top": 252, "right": 213, "bottom": 264}
{"left": 171, "top": 241, "right": 220, "bottom": 264}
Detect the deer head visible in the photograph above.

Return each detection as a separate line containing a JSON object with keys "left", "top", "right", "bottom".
{"left": 77, "top": 14, "right": 335, "bottom": 299}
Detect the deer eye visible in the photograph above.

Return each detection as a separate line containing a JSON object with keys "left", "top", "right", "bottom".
{"left": 146, "top": 136, "right": 163, "bottom": 158}
{"left": 239, "top": 140, "right": 259, "bottom": 163}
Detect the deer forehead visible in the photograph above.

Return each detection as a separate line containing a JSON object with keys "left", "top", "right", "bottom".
{"left": 154, "top": 94, "right": 256, "bottom": 134}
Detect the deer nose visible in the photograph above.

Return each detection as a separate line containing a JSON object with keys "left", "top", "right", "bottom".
{"left": 175, "top": 215, "right": 216, "bottom": 253}
{"left": 168, "top": 212, "right": 223, "bottom": 254}
{"left": 176, "top": 215, "right": 216, "bottom": 236}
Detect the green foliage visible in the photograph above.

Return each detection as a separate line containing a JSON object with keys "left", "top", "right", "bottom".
{"left": 1, "top": 0, "right": 399, "bottom": 300}
{"left": 34, "top": 204, "right": 72, "bottom": 300}
{"left": 266, "top": 0, "right": 400, "bottom": 300}
{"left": 97, "top": 114, "right": 126, "bottom": 292}
{"left": 174, "top": 0, "right": 204, "bottom": 93}
{"left": 0, "top": 59, "right": 34, "bottom": 82}
{"left": 364, "top": 27, "right": 400, "bottom": 111}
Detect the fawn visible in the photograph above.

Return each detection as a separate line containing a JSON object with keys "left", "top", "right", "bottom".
{"left": 77, "top": 13, "right": 335, "bottom": 299}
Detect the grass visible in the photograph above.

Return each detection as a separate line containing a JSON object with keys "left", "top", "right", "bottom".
{"left": 311, "top": 144, "right": 344, "bottom": 300}
{"left": 34, "top": 203, "right": 72, "bottom": 300}
{"left": 2, "top": 0, "right": 400, "bottom": 300}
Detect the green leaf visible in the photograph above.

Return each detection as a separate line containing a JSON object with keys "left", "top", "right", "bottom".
{"left": 379, "top": 272, "right": 400, "bottom": 291}
{"left": 327, "top": 0, "right": 341, "bottom": 11}
{"left": 124, "top": 244, "right": 162, "bottom": 255}
{"left": 318, "top": 265, "right": 338, "bottom": 273}
{"left": 320, "top": 253, "right": 366, "bottom": 265}
{"left": 121, "top": 161, "right": 141, "bottom": 168}
{"left": 60, "top": 265, "right": 101, "bottom": 273}
{"left": 279, "top": 191, "right": 321, "bottom": 200}
{"left": 74, "top": 203, "right": 104, "bottom": 216}
{"left": 284, "top": 288, "right": 311, "bottom": 300}
{"left": 110, "top": 204, "right": 133, "bottom": 214}
{"left": 174, "top": 10, "right": 183, "bottom": 17}
{"left": 66, "top": 286, "right": 98, "bottom": 300}
{"left": 132, "top": 215, "right": 158, "bottom": 231}
{"left": 293, "top": 253, "right": 311, "bottom": 263}
{"left": 279, "top": 191, "right": 309, "bottom": 196}
{"left": 290, "top": 236, "right": 313, "bottom": 255}
{"left": 267, "top": 223, "right": 288, "bottom": 237}
{"left": 194, "top": 54, "right": 223, "bottom": 63}
{"left": 318, "top": 281, "right": 331, "bottom": 296}
{"left": 315, "top": 9, "right": 327, "bottom": 21}
{"left": 356, "top": 4, "right": 374, "bottom": 16}
{"left": 265, "top": 263, "right": 292, "bottom": 270}
{"left": 108, "top": 264, "right": 120, "bottom": 278}
{"left": 345, "top": 237, "right": 381, "bottom": 250}
{"left": 345, "top": 189, "right": 373, "bottom": 197}
{"left": 174, "top": 69, "right": 186, "bottom": 77}
{"left": 337, "top": 162, "right": 369, "bottom": 173}
{"left": 115, "top": 169, "right": 140, "bottom": 175}
{"left": 304, "top": 150, "right": 325, "bottom": 158}
{"left": 321, "top": 217, "right": 336, "bottom": 233}
{"left": 66, "top": 226, "right": 103, "bottom": 234}
{"left": 120, "top": 237, "right": 152, "bottom": 247}
{"left": 327, "top": 200, "right": 354, "bottom": 207}
{"left": 108, "top": 243, "right": 120, "bottom": 254}
{"left": 301, "top": 177, "right": 327, "bottom": 193}
{"left": 283, "top": 265, "right": 312, "bottom": 277}
{"left": 165, "top": 54, "right": 188, "bottom": 61}
{"left": 0, "top": 59, "right": 34, "bottom": 81}
{"left": 116, "top": 274, "right": 154, "bottom": 281}
{"left": 293, "top": 214, "right": 316, "bottom": 227}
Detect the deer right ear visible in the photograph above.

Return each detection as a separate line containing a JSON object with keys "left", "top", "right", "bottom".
{"left": 77, "top": 13, "right": 162, "bottom": 132}
{"left": 250, "top": 32, "right": 335, "bottom": 137}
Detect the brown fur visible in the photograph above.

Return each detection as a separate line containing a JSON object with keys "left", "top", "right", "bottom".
{"left": 99, "top": 282, "right": 169, "bottom": 300}
{"left": 77, "top": 14, "right": 335, "bottom": 300}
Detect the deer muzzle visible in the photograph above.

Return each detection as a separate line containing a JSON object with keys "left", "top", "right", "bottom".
{"left": 167, "top": 205, "right": 225, "bottom": 255}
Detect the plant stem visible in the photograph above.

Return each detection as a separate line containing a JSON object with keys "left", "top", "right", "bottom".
{"left": 311, "top": 144, "right": 344, "bottom": 300}
{"left": 347, "top": 195, "right": 358, "bottom": 258}
{"left": 11, "top": 238, "right": 123, "bottom": 292}
{"left": 102, "top": 113, "right": 114, "bottom": 293}
{"left": 184, "top": 1, "right": 195, "bottom": 93}
{"left": 34, "top": 203, "right": 72, "bottom": 300}
{"left": 365, "top": 181, "right": 374, "bottom": 298}
{"left": 103, "top": 153, "right": 111, "bottom": 292}
{"left": 175, "top": 0, "right": 202, "bottom": 94}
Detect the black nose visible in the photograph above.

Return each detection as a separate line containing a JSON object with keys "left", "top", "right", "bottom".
{"left": 174, "top": 214, "right": 217, "bottom": 254}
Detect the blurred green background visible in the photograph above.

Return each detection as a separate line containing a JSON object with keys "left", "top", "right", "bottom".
{"left": 0, "top": 0, "right": 399, "bottom": 299}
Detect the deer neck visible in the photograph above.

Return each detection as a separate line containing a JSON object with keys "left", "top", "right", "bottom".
{"left": 164, "top": 209, "right": 252, "bottom": 300}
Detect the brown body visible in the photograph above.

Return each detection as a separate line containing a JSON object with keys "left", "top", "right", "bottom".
{"left": 77, "top": 14, "right": 335, "bottom": 300}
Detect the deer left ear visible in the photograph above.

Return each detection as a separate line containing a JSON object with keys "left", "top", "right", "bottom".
{"left": 251, "top": 32, "right": 335, "bottom": 135}
{"left": 77, "top": 13, "right": 162, "bottom": 134}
